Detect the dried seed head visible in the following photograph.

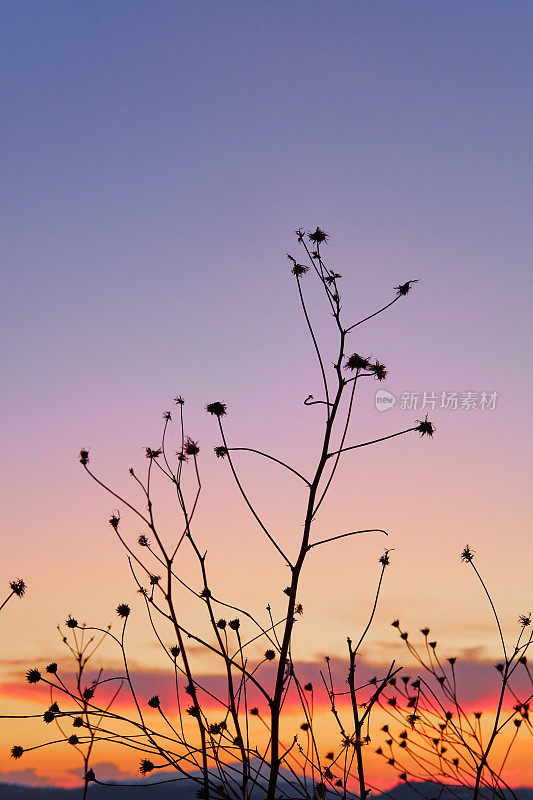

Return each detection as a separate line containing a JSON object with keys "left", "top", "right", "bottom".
{"left": 140, "top": 759, "right": 154, "bottom": 775}
{"left": 395, "top": 280, "right": 418, "bottom": 297}
{"left": 206, "top": 402, "right": 227, "bottom": 417}
{"left": 214, "top": 446, "right": 228, "bottom": 458}
{"left": 461, "top": 545, "right": 475, "bottom": 563}
{"left": 184, "top": 437, "right": 200, "bottom": 456}
{"left": 116, "top": 603, "right": 130, "bottom": 619}
{"left": 11, "top": 746, "right": 23, "bottom": 759}
{"left": 292, "top": 263, "right": 309, "bottom": 277}
{"left": 415, "top": 414, "right": 435, "bottom": 437}
{"left": 345, "top": 353, "right": 371, "bottom": 371}
{"left": 308, "top": 227, "right": 329, "bottom": 244}
{"left": 146, "top": 447, "right": 162, "bottom": 459}
{"left": 370, "top": 361, "right": 388, "bottom": 381}
{"left": 109, "top": 512, "right": 120, "bottom": 530}
{"left": 79, "top": 449, "right": 89, "bottom": 466}
{"left": 26, "top": 668, "right": 41, "bottom": 684}
{"left": 9, "top": 579, "right": 26, "bottom": 597}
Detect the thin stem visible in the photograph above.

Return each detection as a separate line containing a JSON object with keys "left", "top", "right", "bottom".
{"left": 328, "top": 427, "right": 417, "bottom": 458}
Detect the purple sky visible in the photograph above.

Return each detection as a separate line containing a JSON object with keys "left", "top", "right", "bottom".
{"left": 1, "top": 2, "right": 533, "bottom": 783}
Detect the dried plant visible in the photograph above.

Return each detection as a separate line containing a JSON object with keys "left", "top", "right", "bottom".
{"left": 0, "top": 578, "right": 27, "bottom": 613}
{"left": 6, "top": 229, "right": 434, "bottom": 799}
{"left": 377, "top": 547, "right": 533, "bottom": 800}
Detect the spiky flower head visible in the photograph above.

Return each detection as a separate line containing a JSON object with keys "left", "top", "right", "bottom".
{"left": 461, "top": 545, "right": 475, "bottom": 563}
{"left": 46, "top": 662, "right": 58, "bottom": 674}
{"left": 170, "top": 645, "right": 180, "bottom": 658}
{"left": 139, "top": 759, "right": 154, "bottom": 775}
{"left": 26, "top": 669, "right": 41, "bottom": 684}
{"left": 184, "top": 437, "right": 200, "bottom": 456}
{"left": 264, "top": 649, "right": 276, "bottom": 661}
{"left": 308, "top": 227, "right": 329, "bottom": 244}
{"left": 138, "top": 534, "right": 150, "bottom": 547}
{"left": 11, "top": 746, "right": 23, "bottom": 759}
{"left": 116, "top": 603, "right": 130, "bottom": 619}
{"left": 228, "top": 618, "right": 240, "bottom": 630}
{"left": 109, "top": 512, "right": 120, "bottom": 530}
{"left": 145, "top": 447, "right": 162, "bottom": 459}
{"left": 519, "top": 614, "right": 531, "bottom": 627}
{"left": 415, "top": 415, "right": 435, "bottom": 437}
{"left": 206, "top": 402, "right": 227, "bottom": 417}
{"left": 148, "top": 695, "right": 160, "bottom": 708}
{"left": 174, "top": 396, "right": 185, "bottom": 405}
{"left": 292, "top": 263, "right": 309, "bottom": 277}
{"left": 345, "top": 353, "right": 371, "bottom": 371}
{"left": 68, "top": 735, "right": 79, "bottom": 745}
{"left": 9, "top": 579, "right": 26, "bottom": 597}
{"left": 395, "top": 280, "right": 418, "bottom": 297}
{"left": 66, "top": 615, "right": 78, "bottom": 628}
{"left": 370, "top": 361, "right": 388, "bottom": 381}
{"left": 214, "top": 446, "right": 227, "bottom": 458}
{"left": 163, "top": 411, "right": 172, "bottom": 421}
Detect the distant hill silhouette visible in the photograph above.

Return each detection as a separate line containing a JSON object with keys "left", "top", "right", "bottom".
{"left": 2, "top": 781, "right": 533, "bottom": 800}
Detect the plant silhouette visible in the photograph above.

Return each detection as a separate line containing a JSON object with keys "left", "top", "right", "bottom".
{"left": 5, "top": 229, "right": 444, "bottom": 799}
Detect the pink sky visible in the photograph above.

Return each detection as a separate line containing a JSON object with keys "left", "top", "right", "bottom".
{"left": 2, "top": 0, "right": 532, "bottom": 789}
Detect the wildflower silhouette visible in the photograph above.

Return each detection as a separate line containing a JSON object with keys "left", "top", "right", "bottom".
{"left": 7, "top": 229, "right": 439, "bottom": 800}
{"left": 0, "top": 578, "right": 27, "bottom": 613}
{"left": 379, "top": 546, "right": 533, "bottom": 800}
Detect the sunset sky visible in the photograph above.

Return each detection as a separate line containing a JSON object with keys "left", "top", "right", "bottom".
{"left": 2, "top": 0, "right": 533, "bottom": 789}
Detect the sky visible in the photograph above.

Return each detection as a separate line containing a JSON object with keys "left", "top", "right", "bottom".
{"left": 1, "top": 0, "right": 533, "bottom": 789}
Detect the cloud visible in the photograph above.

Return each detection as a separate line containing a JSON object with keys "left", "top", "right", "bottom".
{"left": 0, "top": 654, "right": 529, "bottom": 719}
{"left": 0, "top": 767, "right": 51, "bottom": 786}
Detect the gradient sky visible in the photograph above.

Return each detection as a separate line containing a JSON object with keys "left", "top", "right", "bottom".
{"left": 2, "top": 0, "right": 533, "bottom": 788}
